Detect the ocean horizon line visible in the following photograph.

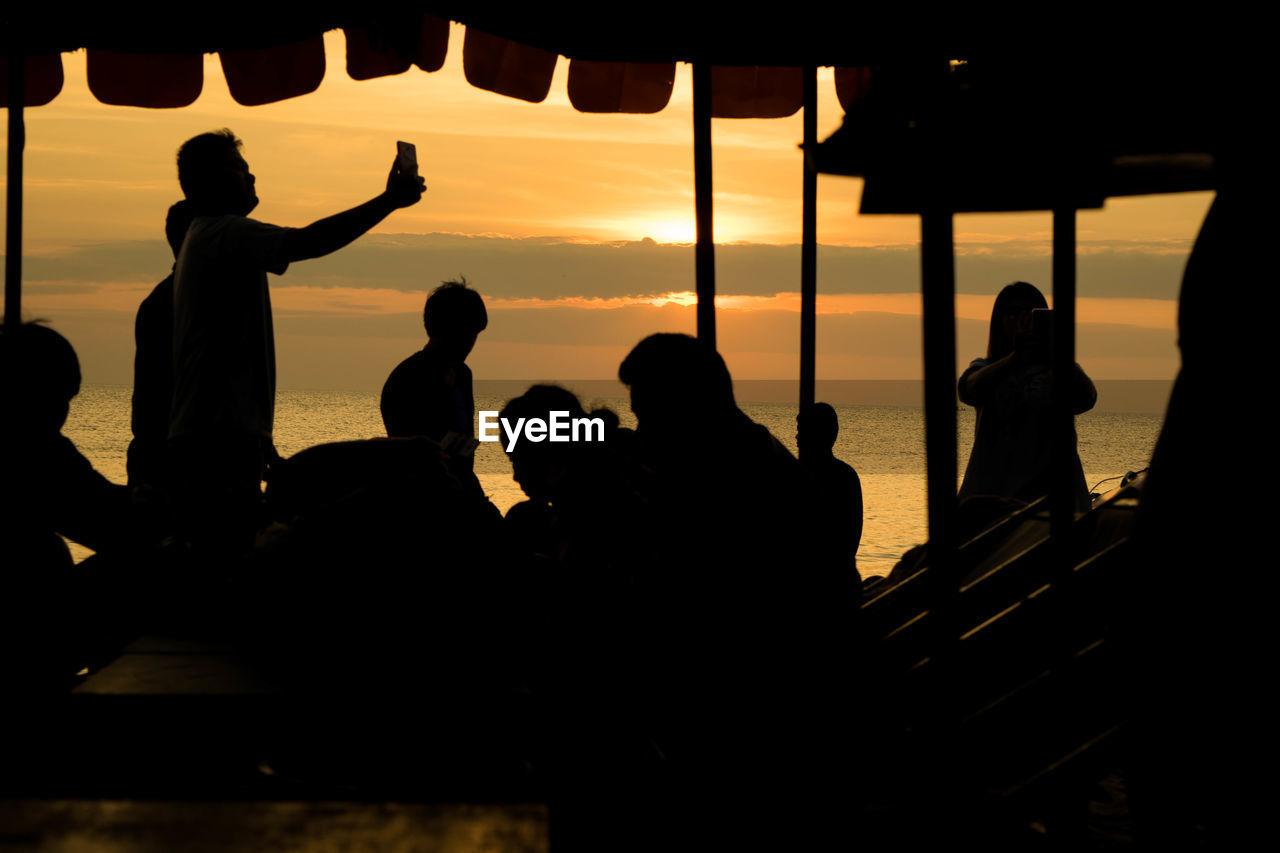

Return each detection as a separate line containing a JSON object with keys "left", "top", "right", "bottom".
{"left": 79, "top": 378, "right": 1175, "bottom": 415}
{"left": 471, "top": 379, "right": 1174, "bottom": 415}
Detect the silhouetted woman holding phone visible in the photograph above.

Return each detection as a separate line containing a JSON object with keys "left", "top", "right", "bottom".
{"left": 958, "top": 282, "right": 1097, "bottom": 510}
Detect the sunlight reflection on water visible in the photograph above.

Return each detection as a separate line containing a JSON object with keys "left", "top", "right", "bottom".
{"left": 63, "top": 385, "right": 1163, "bottom": 577}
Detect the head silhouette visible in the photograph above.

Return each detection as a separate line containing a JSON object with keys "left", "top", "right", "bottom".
{"left": 165, "top": 199, "right": 194, "bottom": 259}
{"left": 618, "top": 333, "right": 735, "bottom": 442}
{"left": 987, "top": 281, "right": 1048, "bottom": 361}
{"left": 797, "top": 402, "right": 839, "bottom": 458}
{"left": 499, "top": 384, "right": 615, "bottom": 503}
{"left": 424, "top": 278, "right": 487, "bottom": 362}
{"left": 0, "top": 321, "right": 81, "bottom": 435}
{"left": 177, "top": 129, "right": 257, "bottom": 216}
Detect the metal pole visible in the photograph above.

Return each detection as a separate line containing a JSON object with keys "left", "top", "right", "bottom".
{"left": 799, "top": 65, "right": 817, "bottom": 413}
{"left": 693, "top": 61, "right": 715, "bottom": 349}
{"left": 5, "top": 53, "right": 24, "bottom": 328}
{"left": 921, "top": 210, "right": 958, "bottom": 581}
{"left": 1051, "top": 207, "right": 1077, "bottom": 562}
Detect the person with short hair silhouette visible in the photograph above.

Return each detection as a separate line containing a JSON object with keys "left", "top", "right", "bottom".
{"left": 1, "top": 322, "right": 130, "bottom": 568}
{"left": 381, "top": 279, "right": 487, "bottom": 490}
{"left": 127, "top": 200, "right": 193, "bottom": 490}
{"left": 1, "top": 321, "right": 144, "bottom": 686}
{"left": 496, "top": 384, "right": 650, "bottom": 793}
{"left": 617, "top": 333, "right": 843, "bottom": 835}
{"left": 169, "top": 128, "right": 424, "bottom": 555}
{"left": 381, "top": 279, "right": 487, "bottom": 447}
{"left": 797, "top": 401, "right": 864, "bottom": 577}
{"left": 617, "top": 333, "right": 800, "bottom": 557}
{"left": 618, "top": 334, "right": 800, "bottom": 517}
{"left": 958, "top": 281, "right": 1096, "bottom": 510}
{"left": 617, "top": 339, "right": 799, "bottom": 653}
{"left": 498, "top": 384, "right": 635, "bottom": 566}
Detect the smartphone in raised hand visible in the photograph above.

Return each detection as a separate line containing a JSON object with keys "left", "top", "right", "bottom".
{"left": 396, "top": 141, "right": 418, "bottom": 178}
{"left": 1028, "top": 308, "right": 1053, "bottom": 358}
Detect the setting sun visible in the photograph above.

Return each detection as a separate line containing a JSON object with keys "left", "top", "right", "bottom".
{"left": 641, "top": 219, "right": 697, "bottom": 244}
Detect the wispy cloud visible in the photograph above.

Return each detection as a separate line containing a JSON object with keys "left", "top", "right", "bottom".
{"left": 11, "top": 231, "right": 1195, "bottom": 301}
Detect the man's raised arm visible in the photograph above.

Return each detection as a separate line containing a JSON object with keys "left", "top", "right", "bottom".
{"left": 281, "top": 158, "right": 425, "bottom": 263}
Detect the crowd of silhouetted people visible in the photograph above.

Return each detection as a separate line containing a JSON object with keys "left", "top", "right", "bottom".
{"left": 0, "top": 130, "right": 1117, "bottom": 728}
{"left": 3, "top": 125, "right": 1260, "bottom": 846}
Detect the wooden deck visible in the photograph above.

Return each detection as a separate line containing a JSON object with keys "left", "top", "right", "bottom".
{"left": 0, "top": 801, "right": 547, "bottom": 852}
{"left": 3, "top": 635, "right": 550, "bottom": 851}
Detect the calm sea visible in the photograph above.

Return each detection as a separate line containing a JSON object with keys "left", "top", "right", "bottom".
{"left": 63, "top": 383, "right": 1166, "bottom": 577}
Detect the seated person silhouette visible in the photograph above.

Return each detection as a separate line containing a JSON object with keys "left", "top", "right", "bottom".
{"left": 617, "top": 333, "right": 845, "bottom": 828}
{"left": 381, "top": 279, "right": 487, "bottom": 481}
{"left": 1, "top": 322, "right": 140, "bottom": 685}
{"left": 499, "top": 384, "right": 640, "bottom": 571}
{"left": 1, "top": 322, "right": 131, "bottom": 569}
{"left": 797, "top": 402, "right": 864, "bottom": 577}
{"left": 618, "top": 333, "right": 801, "bottom": 554}
{"left": 496, "top": 384, "right": 660, "bottom": 790}
{"left": 127, "top": 199, "right": 193, "bottom": 490}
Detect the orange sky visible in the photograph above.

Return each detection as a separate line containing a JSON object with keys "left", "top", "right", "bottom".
{"left": 2, "top": 27, "right": 1214, "bottom": 388}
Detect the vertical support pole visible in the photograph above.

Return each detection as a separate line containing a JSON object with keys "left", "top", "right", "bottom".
{"left": 5, "top": 53, "right": 25, "bottom": 327}
{"left": 799, "top": 65, "right": 818, "bottom": 414}
{"left": 921, "top": 210, "right": 958, "bottom": 586}
{"left": 1051, "top": 207, "right": 1078, "bottom": 565}
{"left": 692, "top": 61, "right": 716, "bottom": 349}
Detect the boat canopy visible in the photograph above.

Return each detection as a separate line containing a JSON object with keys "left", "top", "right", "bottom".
{"left": 1, "top": 8, "right": 898, "bottom": 113}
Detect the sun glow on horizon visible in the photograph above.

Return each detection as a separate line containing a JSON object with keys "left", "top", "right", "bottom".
{"left": 646, "top": 291, "right": 698, "bottom": 307}
{"left": 639, "top": 218, "right": 697, "bottom": 244}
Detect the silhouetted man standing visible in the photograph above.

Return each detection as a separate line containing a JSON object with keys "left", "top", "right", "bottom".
{"left": 170, "top": 129, "right": 425, "bottom": 555}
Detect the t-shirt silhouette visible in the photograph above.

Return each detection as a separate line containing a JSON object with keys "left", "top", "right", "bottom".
{"left": 170, "top": 215, "right": 292, "bottom": 440}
